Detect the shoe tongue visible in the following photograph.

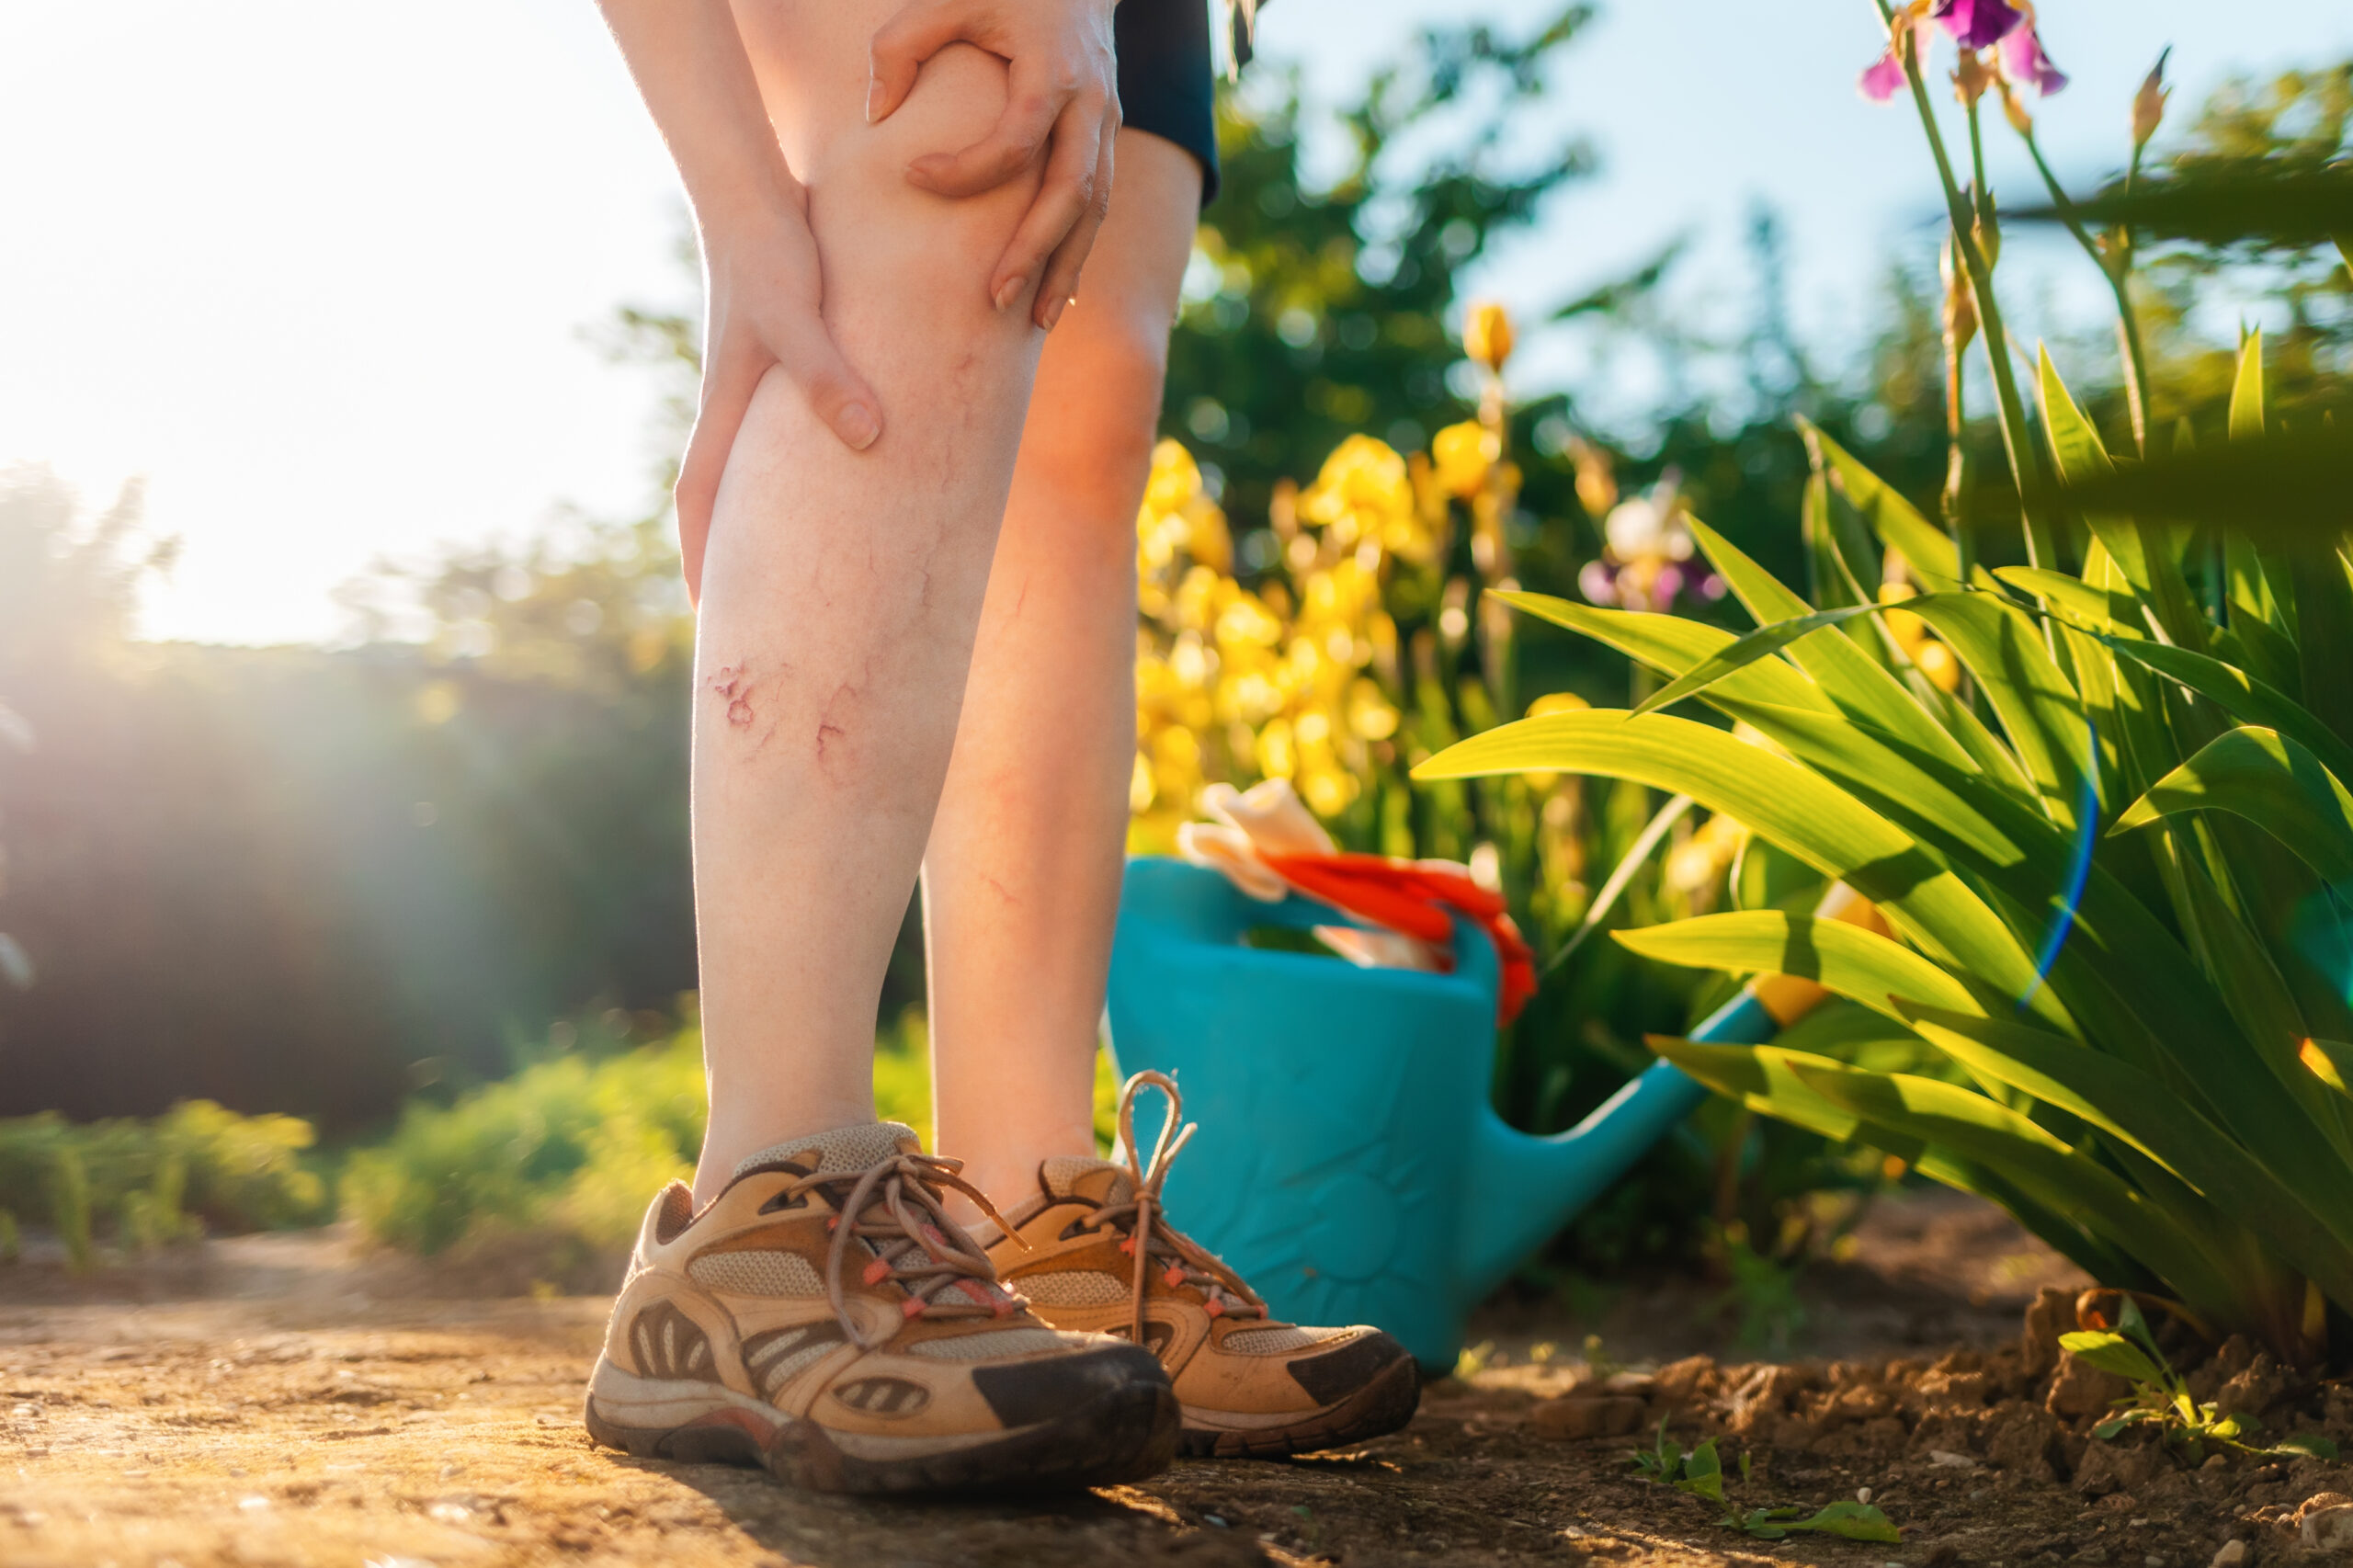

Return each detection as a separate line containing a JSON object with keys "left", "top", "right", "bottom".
{"left": 1040, "top": 1154, "right": 1134, "bottom": 1208}
{"left": 730, "top": 1120, "right": 923, "bottom": 1184}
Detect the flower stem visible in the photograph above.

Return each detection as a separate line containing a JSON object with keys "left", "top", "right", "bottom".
{"left": 2020, "top": 129, "right": 2154, "bottom": 455}
{"left": 1966, "top": 95, "right": 1991, "bottom": 228}
{"left": 1943, "top": 276, "right": 1972, "bottom": 578}
{"left": 1878, "top": 0, "right": 2056, "bottom": 567}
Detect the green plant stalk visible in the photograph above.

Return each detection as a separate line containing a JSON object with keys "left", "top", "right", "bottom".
{"left": 48, "top": 1145, "right": 92, "bottom": 1274}
{"left": 1965, "top": 94, "right": 1992, "bottom": 232}
{"left": 2019, "top": 129, "right": 2154, "bottom": 454}
{"left": 1880, "top": 1, "right": 2056, "bottom": 566}
{"left": 1942, "top": 250, "right": 1972, "bottom": 576}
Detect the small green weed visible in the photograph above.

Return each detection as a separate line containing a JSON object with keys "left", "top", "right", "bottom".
{"left": 2062, "top": 1299, "right": 2340, "bottom": 1463}
{"left": 1632, "top": 1421, "right": 1900, "bottom": 1543}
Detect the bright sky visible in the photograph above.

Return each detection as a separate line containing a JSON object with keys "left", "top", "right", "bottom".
{"left": 4, "top": 0, "right": 2344, "bottom": 646}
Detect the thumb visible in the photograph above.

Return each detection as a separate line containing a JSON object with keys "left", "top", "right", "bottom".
{"left": 867, "top": 0, "right": 962, "bottom": 123}
{"left": 777, "top": 314, "right": 883, "bottom": 453}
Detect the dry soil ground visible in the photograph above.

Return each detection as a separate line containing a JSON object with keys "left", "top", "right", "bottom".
{"left": 2, "top": 1193, "right": 2347, "bottom": 1568}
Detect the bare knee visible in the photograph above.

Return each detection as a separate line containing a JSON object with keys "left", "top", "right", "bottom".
{"left": 803, "top": 44, "right": 1036, "bottom": 280}
{"left": 1028, "top": 299, "right": 1173, "bottom": 505}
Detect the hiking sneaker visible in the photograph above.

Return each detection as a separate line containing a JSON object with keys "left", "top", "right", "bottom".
{"left": 583, "top": 1121, "right": 1178, "bottom": 1493}
{"left": 984, "top": 1072, "right": 1420, "bottom": 1458}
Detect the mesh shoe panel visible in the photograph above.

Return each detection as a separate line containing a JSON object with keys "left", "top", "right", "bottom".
{"left": 1040, "top": 1154, "right": 1135, "bottom": 1205}
{"left": 907, "top": 1328, "right": 1066, "bottom": 1361}
{"left": 1221, "top": 1324, "right": 1350, "bottom": 1355}
{"left": 688, "top": 1250, "right": 825, "bottom": 1297}
{"left": 1014, "top": 1269, "right": 1132, "bottom": 1308}
{"left": 732, "top": 1121, "right": 920, "bottom": 1180}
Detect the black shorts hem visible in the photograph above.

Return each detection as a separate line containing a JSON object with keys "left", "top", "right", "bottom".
{"left": 1115, "top": 0, "right": 1220, "bottom": 207}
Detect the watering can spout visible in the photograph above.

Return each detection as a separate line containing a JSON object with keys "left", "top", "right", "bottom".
{"left": 1454, "top": 991, "right": 1779, "bottom": 1306}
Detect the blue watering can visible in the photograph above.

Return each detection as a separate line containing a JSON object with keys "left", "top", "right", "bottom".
{"left": 1104, "top": 855, "right": 1785, "bottom": 1372}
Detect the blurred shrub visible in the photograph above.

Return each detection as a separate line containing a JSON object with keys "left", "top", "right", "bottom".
{"left": 341, "top": 1011, "right": 943, "bottom": 1260}
{"left": 0, "top": 1097, "right": 329, "bottom": 1265}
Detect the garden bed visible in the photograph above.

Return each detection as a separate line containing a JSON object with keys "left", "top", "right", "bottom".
{"left": 0, "top": 1195, "right": 2346, "bottom": 1567}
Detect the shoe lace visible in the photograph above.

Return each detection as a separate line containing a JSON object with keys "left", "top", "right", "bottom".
{"left": 785, "top": 1152, "right": 1030, "bottom": 1351}
{"left": 1080, "top": 1070, "right": 1266, "bottom": 1346}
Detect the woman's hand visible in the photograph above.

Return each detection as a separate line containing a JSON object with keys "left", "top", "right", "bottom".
{"left": 866, "top": 0, "right": 1121, "bottom": 332}
{"left": 676, "top": 200, "right": 884, "bottom": 600}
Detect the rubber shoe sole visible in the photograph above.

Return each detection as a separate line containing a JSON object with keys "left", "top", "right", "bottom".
{"left": 1176, "top": 1350, "right": 1422, "bottom": 1459}
{"left": 583, "top": 1353, "right": 1179, "bottom": 1494}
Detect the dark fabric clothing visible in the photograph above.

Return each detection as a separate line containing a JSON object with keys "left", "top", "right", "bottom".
{"left": 1116, "top": 0, "right": 1219, "bottom": 205}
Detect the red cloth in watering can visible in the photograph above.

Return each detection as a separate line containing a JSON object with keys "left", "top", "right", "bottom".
{"left": 1255, "top": 852, "right": 1537, "bottom": 1026}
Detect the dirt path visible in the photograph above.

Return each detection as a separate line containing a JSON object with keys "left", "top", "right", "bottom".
{"left": 0, "top": 1199, "right": 2336, "bottom": 1568}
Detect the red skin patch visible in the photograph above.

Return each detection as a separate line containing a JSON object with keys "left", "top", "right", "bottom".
{"left": 706, "top": 665, "right": 756, "bottom": 728}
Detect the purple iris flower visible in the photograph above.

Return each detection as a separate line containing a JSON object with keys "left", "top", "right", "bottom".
{"left": 1931, "top": 0, "right": 2022, "bottom": 51}
{"left": 2000, "top": 20, "right": 2069, "bottom": 95}
{"left": 1859, "top": 46, "right": 1910, "bottom": 102}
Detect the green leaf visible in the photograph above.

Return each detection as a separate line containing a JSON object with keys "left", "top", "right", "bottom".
{"left": 1902, "top": 591, "right": 2096, "bottom": 825}
{"left": 2288, "top": 546, "right": 2353, "bottom": 761}
{"left": 2107, "top": 642, "right": 2353, "bottom": 789}
{"left": 1800, "top": 420, "right": 1960, "bottom": 586}
{"left": 1631, "top": 606, "right": 1881, "bottom": 718}
{"left": 1783, "top": 1501, "right": 1903, "bottom": 1543}
{"left": 1995, "top": 567, "right": 2143, "bottom": 638}
{"left": 2036, "top": 348, "right": 2208, "bottom": 650}
{"left": 1693, "top": 517, "right": 1978, "bottom": 772}
{"left": 2276, "top": 1434, "right": 2341, "bottom": 1460}
{"left": 2112, "top": 727, "right": 2353, "bottom": 885}
{"left": 1789, "top": 1063, "right": 2239, "bottom": 1322}
{"left": 2059, "top": 1328, "right": 2170, "bottom": 1386}
{"left": 1491, "top": 593, "right": 1838, "bottom": 715}
{"left": 1644, "top": 1037, "right": 1865, "bottom": 1142}
{"left": 1412, "top": 708, "right": 2043, "bottom": 998}
{"left": 1896, "top": 1005, "right": 2353, "bottom": 1283}
{"left": 1615, "top": 912, "right": 1984, "bottom": 1024}
{"left": 1675, "top": 1440, "right": 1725, "bottom": 1503}
{"left": 2230, "top": 331, "right": 2265, "bottom": 441}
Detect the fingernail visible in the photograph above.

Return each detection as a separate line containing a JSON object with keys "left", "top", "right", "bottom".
{"left": 837, "top": 404, "right": 880, "bottom": 449}
{"left": 865, "top": 80, "right": 881, "bottom": 122}
{"left": 1040, "top": 295, "right": 1069, "bottom": 333}
{"left": 992, "top": 277, "right": 1025, "bottom": 312}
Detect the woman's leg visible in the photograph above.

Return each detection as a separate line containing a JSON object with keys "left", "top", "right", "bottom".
{"left": 688, "top": 1, "right": 1045, "bottom": 1204}
{"left": 923, "top": 131, "right": 1200, "bottom": 1207}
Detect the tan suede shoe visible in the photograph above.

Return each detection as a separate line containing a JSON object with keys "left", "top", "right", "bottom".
{"left": 584, "top": 1120, "right": 1177, "bottom": 1493}
{"left": 985, "top": 1074, "right": 1419, "bottom": 1458}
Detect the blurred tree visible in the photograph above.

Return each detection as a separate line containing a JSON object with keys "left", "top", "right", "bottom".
{"left": 1167, "top": 7, "right": 1596, "bottom": 541}
{"left": 2136, "top": 62, "right": 2353, "bottom": 422}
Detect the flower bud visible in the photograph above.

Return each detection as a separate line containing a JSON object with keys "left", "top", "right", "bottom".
{"left": 1940, "top": 233, "right": 1979, "bottom": 352}
{"left": 1463, "top": 301, "right": 1514, "bottom": 372}
{"left": 1972, "top": 198, "right": 2001, "bottom": 271}
{"left": 2131, "top": 47, "right": 2171, "bottom": 151}
{"left": 1998, "top": 79, "right": 2034, "bottom": 135}
{"left": 1567, "top": 437, "right": 1618, "bottom": 519}
{"left": 1952, "top": 47, "right": 1995, "bottom": 108}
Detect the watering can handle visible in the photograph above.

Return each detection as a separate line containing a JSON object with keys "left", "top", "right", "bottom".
{"left": 1173, "top": 870, "right": 1504, "bottom": 996}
